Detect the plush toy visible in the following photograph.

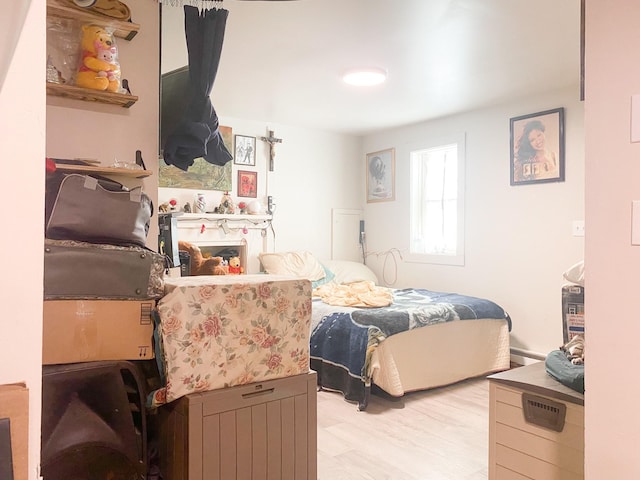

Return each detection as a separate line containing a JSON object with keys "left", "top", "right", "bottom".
{"left": 76, "top": 24, "right": 121, "bottom": 93}
{"left": 95, "top": 45, "right": 121, "bottom": 84}
{"left": 228, "top": 256, "right": 243, "bottom": 275}
{"left": 178, "top": 241, "right": 227, "bottom": 275}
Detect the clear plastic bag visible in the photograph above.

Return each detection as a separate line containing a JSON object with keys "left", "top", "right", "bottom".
{"left": 46, "top": 17, "right": 80, "bottom": 85}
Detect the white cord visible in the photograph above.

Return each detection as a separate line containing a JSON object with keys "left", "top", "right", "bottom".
{"left": 365, "top": 248, "right": 403, "bottom": 287}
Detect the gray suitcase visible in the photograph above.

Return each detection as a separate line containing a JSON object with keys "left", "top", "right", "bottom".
{"left": 44, "top": 239, "right": 165, "bottom": 300}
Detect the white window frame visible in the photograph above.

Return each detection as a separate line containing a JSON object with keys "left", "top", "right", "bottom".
{"left": 406, "top": 133, "right": 466, "bottom": 266}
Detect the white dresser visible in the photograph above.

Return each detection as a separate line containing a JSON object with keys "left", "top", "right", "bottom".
{"left": 488, "top": 362, "right": 584, "bottom": 480}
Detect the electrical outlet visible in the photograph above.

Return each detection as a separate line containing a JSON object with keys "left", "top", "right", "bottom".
{"left": 572, "top": 220, "right": 585, "bottom": 237}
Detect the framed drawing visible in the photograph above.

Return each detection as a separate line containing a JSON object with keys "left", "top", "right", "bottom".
{"left": 237, "top": 170, "right": 257, "bottom": 198}
{"left": 366, "top": 148, "right": 395, "bottom": 202}
{"left": 510, "top": 108, "right": 565, "bottom": 186}
{"left": 234, "top": 135, "right": 256, "bottom": 166}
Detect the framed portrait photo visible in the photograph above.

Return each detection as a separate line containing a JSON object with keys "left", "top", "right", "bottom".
{"left": 237, "top": 170, "right": 257, "bottom": 198}
{"left": 510, "top": 107, "right": 565, "bottom": 186}
{"left": 234, "top": 135, "right": 256, "bottom": 166}
{"left": 366, "top": 148, "right": 395, "bottom": 203}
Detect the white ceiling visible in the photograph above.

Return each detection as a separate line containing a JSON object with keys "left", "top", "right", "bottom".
{"left": 161, "top": 0, "right": 581, "bottom": 136}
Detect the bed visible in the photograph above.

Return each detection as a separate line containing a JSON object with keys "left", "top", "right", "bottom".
{"left": 258, "top": 252, "right": 512, "bottom": 410}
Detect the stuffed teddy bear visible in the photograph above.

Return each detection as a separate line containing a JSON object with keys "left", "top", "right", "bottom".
{"left": 76, "top": 24, "right": 121, "bottom": 93}
{"left": 228, "top": 256, "right": 243, "bottom": 275}
{"left": 178, "top": 241, "right": 227, "bottom": 275}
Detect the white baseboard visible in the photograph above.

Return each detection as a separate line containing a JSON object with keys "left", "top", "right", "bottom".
{"left": 510, "top": 347, "right": 546, "bottom": 366}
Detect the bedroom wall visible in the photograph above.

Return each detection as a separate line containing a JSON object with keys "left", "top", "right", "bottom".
{"left": 0, "top": 1, "right": 45, "bottom": 478}
{"left": 362, "top": 86, "right": 585, "bottom": 359}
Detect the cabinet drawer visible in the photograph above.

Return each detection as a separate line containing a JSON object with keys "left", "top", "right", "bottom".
{"left": 495, "top": 465, "right": 531, "bottom": 480}
{"left": 495, "top": 444, "right": 583, "bottom": 480}
{"left": 495, "top": 423, "right": 583, "bottom": 474}
{"left": 490, "top": 382, "right": 584, "bottom": 479}
{"left": 494, "top": 384, "right": 584, "bottom": 447}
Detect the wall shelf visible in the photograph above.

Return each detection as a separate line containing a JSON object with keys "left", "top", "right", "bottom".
{"left": 54, "top": 163, "right": 152, "bottom": 179}
{"left": 46, "top": 0, "right": 140, "bottom": 107}
{"left": 47, "top": 0, "right": 140, "bottom": 40}
{"left": 46, "top": 83, "right": 138, "bottom": 108}
{"left": 176, "top": 213, "right": 273, "bottom": 222}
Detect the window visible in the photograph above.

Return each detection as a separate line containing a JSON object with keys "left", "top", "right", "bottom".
{"left": 408, "top": 134, "right": 465, "bottom": 266}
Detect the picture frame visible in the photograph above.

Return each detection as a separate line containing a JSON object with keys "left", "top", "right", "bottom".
{"left": 234, "top": 135, "right": 256, "bottom": 166}
{"left": 510, "top": 107, "right": 565, "bottom": 186}
{"left": 366, "top": 148, "right": 395, "bottom": 203}
{"left": 237, "top": 170, "right": 257, "bottom": 198}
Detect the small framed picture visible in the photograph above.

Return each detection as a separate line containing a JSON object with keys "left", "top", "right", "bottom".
{"left": 237, "top": 170, "right": 257, "bottom": 198}
{"left": 234, "top": 135, "right": 256, "bottom": 166}
{"left": 510, "top": 108, "right": 565, "bottom": 186}
{"left": 366, "top": 148, "right": 395, "bottom": 203}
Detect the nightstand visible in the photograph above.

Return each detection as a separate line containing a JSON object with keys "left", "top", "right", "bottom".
{"left": 488, "top": 362, "right": 584, "bottom": 479}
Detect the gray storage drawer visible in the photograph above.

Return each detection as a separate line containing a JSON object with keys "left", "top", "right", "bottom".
{"left": 158, "top": 372, "right": 317, "bottom": 480}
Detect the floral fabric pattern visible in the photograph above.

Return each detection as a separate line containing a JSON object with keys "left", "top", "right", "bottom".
{"left": 149, "top": 275, "right": 312, "bottom": 407}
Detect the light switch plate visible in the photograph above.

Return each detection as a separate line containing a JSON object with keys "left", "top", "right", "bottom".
{"left": 632, "top": 95, "right": 640, "bottom": 143}
{"left": 632, "top": 201, "right": 640, "bottom": 245}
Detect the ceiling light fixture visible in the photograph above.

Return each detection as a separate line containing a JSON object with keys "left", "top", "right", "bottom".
{"left": 342, "top": 67, "right": 387, "bottom": 87}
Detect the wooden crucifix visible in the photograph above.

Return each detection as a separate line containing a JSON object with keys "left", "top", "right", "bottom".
{"left": 259, "top": 129, "right": 282, "bottom": 172}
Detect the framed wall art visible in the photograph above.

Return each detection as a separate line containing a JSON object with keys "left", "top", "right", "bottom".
{"left": 234, "top": 135, "right": 256, "bottom": 166}
{"left": 159, "top": 125, "right": 233, "bottom": 191}
{"left": 366, "top": 148, "right": 395, "bottom": 203}
{"left": 237, "top": 170, "right": 257, "bottom": 198}
{"left": 510, "top": 107, "right": 565, "bottom": 186}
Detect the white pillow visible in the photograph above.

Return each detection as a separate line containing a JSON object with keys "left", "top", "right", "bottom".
{"left": 563, "top": 260, "right": 584, "bottom": 286}
{"left": 259, "top": 251, "right": 326, "bottom": 281}
{"left": 320, "top": 260, "right": 378, "bottom": 285}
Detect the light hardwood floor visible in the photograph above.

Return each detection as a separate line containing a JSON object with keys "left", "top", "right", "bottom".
{"left": 316, "top": 378, "right": 490, "bottom": 480}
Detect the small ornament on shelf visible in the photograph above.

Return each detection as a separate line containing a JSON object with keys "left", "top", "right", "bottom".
{"left": 194, "top": 193, "right": 206, "bottom": 213}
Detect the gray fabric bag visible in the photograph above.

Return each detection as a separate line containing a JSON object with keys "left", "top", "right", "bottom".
{"left": 46, "top": 174, "right": 153, "bottom": 247}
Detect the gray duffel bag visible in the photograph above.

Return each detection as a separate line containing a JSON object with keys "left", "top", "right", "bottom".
{"left": 46, "top": 173, "right": 153, "bottom": 247}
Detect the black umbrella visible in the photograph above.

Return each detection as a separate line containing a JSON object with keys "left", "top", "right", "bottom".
{"left": 163, "top": 5, "right": 232, "bottom": 171}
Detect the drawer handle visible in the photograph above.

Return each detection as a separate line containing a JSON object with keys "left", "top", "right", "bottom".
{"left": 242, "top": 387, "right": 275, "bottom": 399}
{"left": 521, "top": 392, "right": 566, "bottom": 432}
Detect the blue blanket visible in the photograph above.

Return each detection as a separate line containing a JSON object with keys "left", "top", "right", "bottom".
{"left": 310, "top": 288, "right": 511, "bottom": 410}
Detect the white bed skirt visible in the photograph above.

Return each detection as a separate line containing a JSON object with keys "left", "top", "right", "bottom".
{"left": 370, "top": 318, "right": 510, "bottom": 397}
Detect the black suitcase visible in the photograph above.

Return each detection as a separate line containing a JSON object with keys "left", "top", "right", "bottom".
{"left": 44, "top": 239, "right": 165, "bottom": 300}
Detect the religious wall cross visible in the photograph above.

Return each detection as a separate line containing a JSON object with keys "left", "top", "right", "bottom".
{"left": 260, "top": 129, "right": 282, "bottom": 172}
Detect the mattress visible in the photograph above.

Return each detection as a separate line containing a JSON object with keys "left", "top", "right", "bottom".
{"left": 370, "top": 318, "right": 511, "bottom": 396}
{"left": 310, "top": 286, "right": 511, "bottom": 409}
{"left": 148, "top": 274, "right": 312, "bottom": 407}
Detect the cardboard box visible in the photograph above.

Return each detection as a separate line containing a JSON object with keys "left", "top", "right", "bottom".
{"left": 43, "top": 300, "right": 155, "bottom": 365}
{"left": 562, "top": 285, "right": 584, "bottom": 343}
{"left": 0, "top": 383, "right": 28, "bottom": 480}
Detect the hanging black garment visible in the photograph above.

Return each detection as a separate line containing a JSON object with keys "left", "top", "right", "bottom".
{"left": 163, "top": 5, "right": 232, "bottom": 171}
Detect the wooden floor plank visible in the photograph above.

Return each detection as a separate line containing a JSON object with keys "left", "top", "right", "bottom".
{"left": 317, "top": 377, "right": 490, "bottom": 480}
